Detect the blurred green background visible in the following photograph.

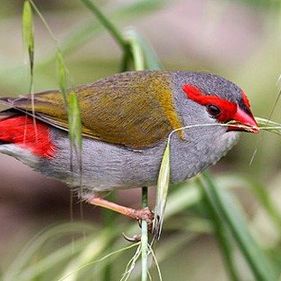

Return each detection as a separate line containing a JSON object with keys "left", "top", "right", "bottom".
{"left": 0, "top": 0, "right": 281, "bottom": 280}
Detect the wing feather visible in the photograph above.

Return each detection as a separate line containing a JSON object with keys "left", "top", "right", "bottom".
{"left": 0, "top": 71, "right": 184, "bottom": 148}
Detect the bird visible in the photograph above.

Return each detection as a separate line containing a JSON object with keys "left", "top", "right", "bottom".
{"left": 0, "top": 70, "right": 259, "bottom": 224}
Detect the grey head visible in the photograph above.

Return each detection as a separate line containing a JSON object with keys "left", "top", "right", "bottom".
{"left": 174, "top": 72, "right": 242, "bottom": 100}
{"left": 171, "top": 71, "right": 252, "bottom": 119}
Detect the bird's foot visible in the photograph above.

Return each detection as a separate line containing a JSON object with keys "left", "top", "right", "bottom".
{"left": 86, "top": 195, "right": 154, "bottom": 232}
{"left": 135, "top": 207, "right": 154, "bottom": 232}
{"left": 134, "top": 207, "right": 154, "bottom": 223}
{"left": 122, "top": 208, "right": 154, "bottom": 242}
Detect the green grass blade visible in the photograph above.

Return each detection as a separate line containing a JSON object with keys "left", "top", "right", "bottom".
{"left": 80, "top": 0, "right": 128, "bottom": 51}
{"left": 15, "top": 230, "right": 111, "bottom": 281}
{"left": 125, "top": 29, "right": 145, "bottom": 71}
{"left": 3, "top": 223, "right": 95, "bottom": 281}
{"left": 131, "top": 233, "right": 196, "bottom": 280}
{"left": 212, "top": 174, "right": 281, "bottom": 233}
{"left": 58, "top": 242, "right": 140, "bottom": 281}
{"left": 249, "top": 179, "right": 281, "bottom": 232}
{"left": 125, "top": 29, "right": 162, "bottom": 71}
{"left": 200, "top": 182, "right": 241, "bottom": 281}
{"left": 56, "top": 50, "right": 68, "bottom": 101}
{"left": 124, "top": 27, "right": 152, "bottom": 281}
{"left": 126, "top": 27, "right": 149, "bottom": 281}
{"left": 135, "top": 34, "right": 162, "bottom": 70}
{"left": 29, "top": 0, "right": 59, "bottom": 44}
{"left": 165, "top": 174, "right": 257, "bottom": 219}
{"left": 22, "top": 0, "right": 34, "bottom": 75}
{"left": 141, "top": 187, "right": 149, "bottom": 281}
{"left": 67, "top": 91, "right": 82, "bottom": 151}
{"left": 256, "top": 117, "right": 281, "bottom": 136}
{"left": 57, "top": 228, "right": 117, "bottom": 281}
{"left": 22, "top": 0, "right": 35, "bottom": 119}
{"left": 14, "top": 239, "right": 88, "bottom": 281}
{"left": 27, "top": 0, "right": 83, "bottom": 155}
{"left": 153, "top": 143, "right": 170, "bottom": 239}
{"left": 200, "top": 172, "right": 278, "bottom": 281}
{"left": 57, "top": 50, "right": 82, "bottom": 156}
{"left": 40, "top": 1, "right": 165, "bottom": 66}
{"left": 256, "top": 117, "right": 281, "bottom": 127}
{"left": 126, "top": 27, "right": 170, "bottom": 242}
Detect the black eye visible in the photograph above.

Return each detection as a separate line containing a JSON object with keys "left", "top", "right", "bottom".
{"left": 207, "top": 105, "right": 221, "bottom": 117}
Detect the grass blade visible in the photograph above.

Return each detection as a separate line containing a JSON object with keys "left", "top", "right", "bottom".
{"left": 256, "top": 117, "right": 281, "bottom": 136}
{"left": 26, "top": 0, "right": 83, "bottom": 156}
{"left": 125, "top": 29, "right": 145, "bottom": 71}
{"left": 152, "top": 143, "right": 170, "bottom": 239}
{"left": 200, "top": 182, "right": 241, "bottom": 281}
{"left": 249, "top": 178, "right": 281, "bottom": 232}
{"left": 125, "top": 28, "right": 162, "bottom": 71}
{"left": 141, "top": 187, "right": 149, "bottom": 281}
{"left": 58, "top": 242, "right": 140, "bottom": 281}
{"left": 22, "top": 0, "right": 35, "bottom": 119}
{"left": 126, "top": 28, "right": 150, "bottom": 281}
{"left": 133, "top": 33, "right": 162, "bottom": 70}
{"left": 80, "top": 0, "right": 128, "bottom": 51}
{"left": 199, "top": 172, "right": 278, "bottom": 281}
{"left": 56, "top": 50, "right": 68, "bottom": 101}
{"left": 22, "top": 0, "right": 34, "bottom": 75}
{"left": 125, "top": 27, "right": 151, "bottom": 281}
{"left": 29, "top": 0, "right": 58, "bottom": 44}
{"left": 15, "top": 230, "right": 112, "bottom": 281}
{"left": 3, "top": 223, "right": 95, "bottom": 281}
{"left": 67, "top": 91, "right": 82, "bottom": 151}
{"left": 40, "top": 0, "right": 166, "bottom": 66}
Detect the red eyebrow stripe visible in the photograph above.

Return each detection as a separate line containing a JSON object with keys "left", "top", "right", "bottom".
{"left": 182, "top": 84, "right": 237, "bottom": 122}
{"left": 182, "top": 85, "right": 223, "bottom": 106}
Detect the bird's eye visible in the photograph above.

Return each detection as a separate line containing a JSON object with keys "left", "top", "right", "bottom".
{"left": 207, "top": 105, "right": 221, "bottom": 117}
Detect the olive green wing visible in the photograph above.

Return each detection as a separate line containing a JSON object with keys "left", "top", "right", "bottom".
{"left": 1, "top": 71, "right": 184, "bottom": 148}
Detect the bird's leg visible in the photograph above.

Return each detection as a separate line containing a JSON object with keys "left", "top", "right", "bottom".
{"left": 86, "top": 195, "right": 154, "bottom": 226}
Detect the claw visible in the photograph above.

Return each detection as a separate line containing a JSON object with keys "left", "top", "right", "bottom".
{"left": 122, "top": 233, "right": 141, "bottom": 242}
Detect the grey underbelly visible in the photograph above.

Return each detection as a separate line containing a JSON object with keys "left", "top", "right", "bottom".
{"left": 38, "top": 128, "right": 239, "bottom": 193}
{"left": 42, "top": 136, "right": 165, "bottom": 192}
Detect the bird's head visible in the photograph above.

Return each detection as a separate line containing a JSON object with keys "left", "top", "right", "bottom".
{"left": 178, "top": 72, "right": 259, "bottom": 134}
{"left": 166, "top": 72, "right": 259, "bottom": 178}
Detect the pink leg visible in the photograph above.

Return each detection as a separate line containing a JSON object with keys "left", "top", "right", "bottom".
{"left": 87, "top": 196, "right": 153, "bottom": 224}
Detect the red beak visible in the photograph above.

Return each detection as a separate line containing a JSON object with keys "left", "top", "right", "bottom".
{"left": 227, "top": 106, "right": 259, "bottom": 133}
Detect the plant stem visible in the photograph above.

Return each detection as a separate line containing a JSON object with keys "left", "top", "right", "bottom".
{"left": 141, "top": 187, "right": 149, "bottom": 281}
{"left": 101, "top": 193, "right": 116, "bottom": 281}
{"left": 125, "top": 27, "right": 149, "bottom": 281}
{"left": 120, "top": 50, "right": 131, "bottom": 72}
{"left": 80, "top": 0, "right": 129, "bottom": 51}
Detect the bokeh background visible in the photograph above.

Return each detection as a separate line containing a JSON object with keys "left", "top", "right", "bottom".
{"left": 0, "top": 0, "right": 281, "bottom": 280}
